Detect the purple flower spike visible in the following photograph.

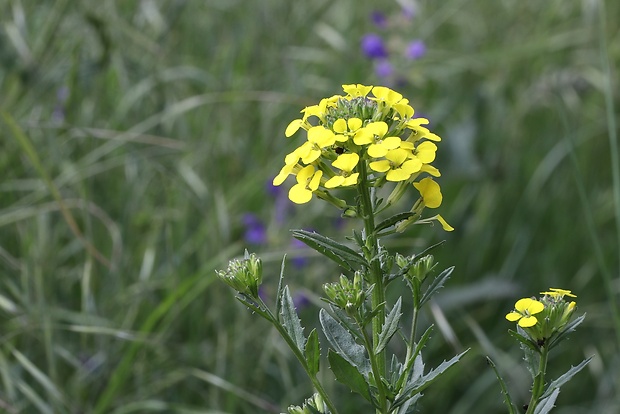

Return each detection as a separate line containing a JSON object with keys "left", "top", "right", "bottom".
{"left": 405, "top": 40, "right": 426, "bottom": 60}
{"left": 361, "top": 33, "right": 388, "bottom": 59}
{"left": 370, "top": 11, "right": 388, "bottom": 28}
{"left": 242, "top": 214, "right": 267, "bottom": 245}
{"left": 375, "top": 59, "right": 394, "bottom": 78}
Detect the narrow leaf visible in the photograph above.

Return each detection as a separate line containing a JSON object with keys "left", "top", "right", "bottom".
{"left": 305, "top": 329, "right": 321, "bottom": 377}
{"left": 375, "top": 212, "right": 415, "bottom": 233}
{"left": 275, "top": 255, "right": 287, "bottom": 321}
{"left": 319, "top": 309, "right": 371, "bottom": 376}
{"left": 292, "top": 229, "right": 367, "bottom": 270}
{"left": 508, "top": 330, "right": 538, "bottom": 352}
{"left": 281, "top": 286, "right": 306, "bottom": 351}
{"left": 533, "top": 388, "right": 560, "bottom": 414}
{"left": 486, "top": 356, "right": 517, "bottom": 414}
{"left": 375, "top": 297, "right": 402, "bottom": 355}
{"left": 548, "top": 314, "right": 585, "bottom": 349}
{"left": 327, "top": 350, "right": 372, "bottom": 402}
{"left": 394, "top": 349, "right": 468, "bottom": 409}
{"left": 540, "top": 357, "right": 592, "bottom": 400}
{"left": 419, "top": 267, "right": 454, "bottom": 307}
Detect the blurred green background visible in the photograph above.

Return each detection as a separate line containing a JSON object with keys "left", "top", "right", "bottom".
{"left": 1, "top": 0, "right": 619, "bottom": 413}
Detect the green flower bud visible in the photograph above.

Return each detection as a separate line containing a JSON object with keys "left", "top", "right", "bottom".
{"left": 216, "top": 252, "right": 263, "bottom": 298}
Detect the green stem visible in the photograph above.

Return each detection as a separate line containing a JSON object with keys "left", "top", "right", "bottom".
{"left": 260, "top": 300, "right": 340, "bottom": 414}
{"left": 357, "top": 161, "right": 389, "bottom": 413}
{"left": 359, "top": 320, "right": 389, "bottom": 413}
{"left": 525, "top": 347, "right": 549, "bottom": 414}
{"left": 357, "top": 161, "right": 386, "bottom": 378}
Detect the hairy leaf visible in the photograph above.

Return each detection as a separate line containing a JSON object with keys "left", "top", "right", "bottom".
{"left": 419, "top": 267, "right": 454, "bottom": 307}
{"left": 540, "top": 357, "right": 591, "bottom": 400}
{"left": 375, "top": 298, "right": 402, "bottom": 355}
{"left": 281, "top": 286, "right": 306, "bottom": 351}
{"left": 328, "top": 350, "right": 373, "bottom": 402}
{"left": 375, "top": 212, "right": 415, "bottom": 233}
{"left": 292, "top": 229, "right": 367, "bottom": 271}
{"left": 534, "top": 388, "right": 560, "bottom": 414}
{"left": 319, "top": 309, "right": 371, "bottom": 376}
{"left": 305, "top": 329, "right": 321, "bottom": 377}
{"left": 486, "top": 356, "right": 517, "bottom": 414}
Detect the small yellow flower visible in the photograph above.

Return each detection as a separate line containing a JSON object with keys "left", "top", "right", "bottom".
{"left": 540, "top": 288, "right": 577, "bottom": 298}
{"left": 325, "top": 153, "right": 360, "bottom": 188}
{"left": 353, "top": 122, "right": 401, "bottom": 158}
{"left": 372, "top": 86, "right": 404, "bottom": 107}
{"left": 369, "top": 148, "right": 421, "bottom": 182}
{"left": 413, "top": 177, "right": 443, "bottom": 208}
{"left": 289, "top": 165, "right": 322, "bottom": 204}
{"left": 342, "top": 84, "right": 373, "bottom": 98}
{"left": 285, "top": 119, "right": 304, "bottom": 137}
{"left": 332, "top": 118, "right": 362, "bottom": 143}
{"left": 506, "top": 298, "right": 545, "bottom": 328}
{"left": 406, "top": 118, "right": 441, "bottom": 142}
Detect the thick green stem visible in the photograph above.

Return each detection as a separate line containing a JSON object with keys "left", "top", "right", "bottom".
{"left": 357, "top": 162, "right": 386, "bottom": 379}
{"left": 360, "top": 321, "right": 389, "bottom": 413}
{"left": 525, "top": 347, "right": 549, "bottom": 414}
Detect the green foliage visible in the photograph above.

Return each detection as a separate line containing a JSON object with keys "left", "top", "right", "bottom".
{"left": 1, "top": 0, "right": 618, "bottom": 412}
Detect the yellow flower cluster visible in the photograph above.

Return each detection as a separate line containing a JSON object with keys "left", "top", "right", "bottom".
{"left": 274, "top": 84, "right": 446, "bottom": 215}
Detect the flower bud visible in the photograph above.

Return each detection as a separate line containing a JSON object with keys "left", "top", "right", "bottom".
{"left": 216, "top": 252, "right": 263, "bottom": 298}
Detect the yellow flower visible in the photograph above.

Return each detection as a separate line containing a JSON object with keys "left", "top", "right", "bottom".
{"left": 353, "top": 122, "right": 401, "bottom": 158}
{"left": 325, "top": 153, "right": 360, "bottom": 188}
{"left": 540, "top": 288, "right": 577, "bottom": 298}
{"left": 369, "top": 148, "right": 421, "bottom": 182}
{"left": 406, "top": 118, "right": 441, "bottom": 142}
{"left": 342, "top": 84, "right": 373, "bottom": 98}
{"left": 289, "top": 165, "right": 323, "bottom": 204}
{"left": 505, "top": 298, "right": 545, "bottom": 328}
{"left": 332, "top": 117, "right": 362, "bottom": 143}
{"left": 413, "top": 177, "right": 443, "bottom": 208}
{"left": 372, "top": 86, "right": 404, "bottom": 107}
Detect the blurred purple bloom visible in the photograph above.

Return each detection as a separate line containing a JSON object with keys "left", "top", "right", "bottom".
{"left": 293, "top": 291, "right": 311, "bottom": 310}
{"left": 375, "top": 59, "right": 394, "bottom": 78}
{"left": 266, "top": 180, "right": 290, "bottom": 224}
{"left": 405, "top": 40, "right": 426, "bottom": 60}
{"left": 242, "top": 213, "right": 267, "bottom": 245}
{"left": 361, "top": 33, "right": 388, "bottom": 59}
{"left": 370, "top": 11, "right": 388, "bottom": 28}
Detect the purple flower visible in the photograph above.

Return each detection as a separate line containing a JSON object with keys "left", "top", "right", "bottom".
{"left": 405, "top": 40, "right": 426, "bottom": 60}
{"left": 370, "top": 11, "right": 388, "bottom": 28}
{"left": 402, "top": 5, "right": 416, "bottom": 20}
{"left": 242, "top": 214, "right": 267, "bottom": 245}
{"left": 375, "top": 59, "right": 394, "bottom": 78}
{"left": 361, "top": 33, "right": 388, "bottom": 59}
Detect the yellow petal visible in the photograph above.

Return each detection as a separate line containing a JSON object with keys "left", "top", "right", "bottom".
{"left": 325, "top": 176, "right": 345, "bottom": 189}
{"left": 369, "top": 160, "right": 391, "bottom": 173}
{"left": 353, "top": 129, "right": 373, "bottom": 145}
{"left": 413, "top": 178, "right": 442, "bottom": 208}
{"left": 348, "top": 118, "right": 362, "bottom": 131}
{"left": 518, "top": 316, "right": 539, "bottom": 328}
{"left": 285, "top": 119, "right": 303, "bottom": 137}
{"left": 333, "top": 153, "right": 359, "bottom": 172}
{"left": 308, "top": 170, "right": 323, "bottom": 190}
{"left": 367, "top": 144, "right": 388, "bottom": 158}
{"left": 289, "top": 184, "right": 312, "bottom": 204}
{"left": 505, "top": 312, "right": 521, "bottom": 322}
{"left": 341, "top": 173, "right": 359, "bottom": 186}
{"left": 366, "top": 121, "right": 388, "bottom": 138}
{"left": 386, "top": 169, "right": 412, "bottom": 182}
{"left": 333, "top": 119, "right": 347, "bottom": 134}
{"left": 382, "top": 136, "right": 402, "bottom": 150}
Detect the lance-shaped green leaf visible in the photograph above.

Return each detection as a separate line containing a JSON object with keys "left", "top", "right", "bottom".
{"left": 375, "top": 297, "right": 402, "bottom": 355}
{"left": 486, "top": 356, "right": 517, "bottom": 414}
{"left": 327, "top": 350, "right": 373, "bottom": 402}
{"left": 547, "top": 314, "right": 586, "bottom": 349}
{"left": 319, "top": 308, "right": 371, "bottom": 376}
{"left": 305, "top": 329, "right": 321, "bottom": 377}
{"left": 393, "top": 349, "right": 468, "bottom": 409}
{"left": 419, "top": 266, "right": 454, "bottom": 307}
{"left": 375, "top": 212, "right": 415, "bottom": 233}
{"left": 276, "top": 256, "right": 287, "bottom": 321}
{"left": 533, "top": 388, "right": 560, "bottom": 414}
{"left": 292, "top": 229, "right": 367, "bottom": 271}
{"left": 508, "top": 329, "right": 538, "bottom": 353}
{"left": 540, "top": 357, "right": 591, "bottom": 400}
{"left": 281, "top": 286, "right": 306, "bottom": 352}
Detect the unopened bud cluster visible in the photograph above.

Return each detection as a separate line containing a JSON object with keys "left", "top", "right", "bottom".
{"left": 287, "top": 393, "right": 327, "bottom": 414}
{"left": 216, "top": 252, "right": 262, "bottom": 298}
{"left": 397, "top": 253, "right": 436, "bottom": 284}
{"left": 323, "top": 272, "right": 368, "bottom": 315}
